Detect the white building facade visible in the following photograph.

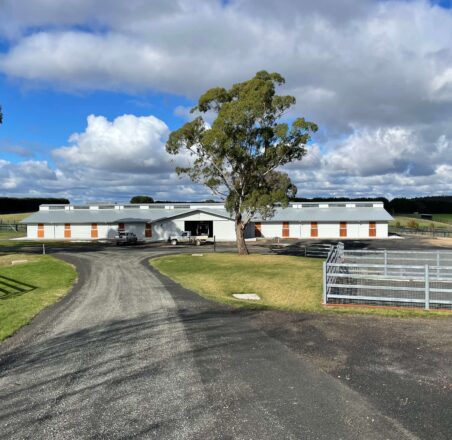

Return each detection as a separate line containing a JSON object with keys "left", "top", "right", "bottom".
{"left": 22, "top": 201, "right": 392, "bottom": 241}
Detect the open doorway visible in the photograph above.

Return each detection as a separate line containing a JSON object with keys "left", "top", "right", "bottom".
{"left": 184, "top": 220, "right": 213, "bottom": 237}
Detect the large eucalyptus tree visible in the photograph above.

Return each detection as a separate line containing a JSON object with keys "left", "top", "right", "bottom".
{"left": 166, "top": 71, "right": 317, "bottom": 254}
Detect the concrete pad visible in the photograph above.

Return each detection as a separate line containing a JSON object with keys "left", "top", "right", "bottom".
{"left": 233, "top": 293, "right": 261, "bottom": 300}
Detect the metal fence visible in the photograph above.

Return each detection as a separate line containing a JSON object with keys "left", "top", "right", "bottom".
{"left": 323, "top": 245, "right": 452, "bottom": 310}
{"left": 389, "top": 226, "right": 452, "bottom": 237}
{"left": 0, "top": 223, "right": 26, "bottom": 232}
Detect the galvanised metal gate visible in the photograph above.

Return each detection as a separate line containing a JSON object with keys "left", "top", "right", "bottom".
{"left": 323, "top": 245, "right": 452, "bottom": 310}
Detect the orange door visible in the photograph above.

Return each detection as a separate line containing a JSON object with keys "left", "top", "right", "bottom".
{"left": 145, "top": 223, "right": 152, "bottom": 238}
{"left": 37, "top": 223, "right": 44, "bottom": 238}
{"left": 255, "top": 222, "right": 262, "bottom": 237}
{"left": 91, "top": 223, "right": 98, "bottom": 239}
{"left": 282, "top": 222, "right": 289, "bottom": 237}
{"left": 64, "top": 223, "right": 71, "bottom": 239}
{"left": 369, "top": 221, "right": 376, "bottom": 237}
{"left": 310, "top": 222, "right": 318, "bottom": 238}
{"left": 340, "top": 222, "right": 347, "bottom": 237}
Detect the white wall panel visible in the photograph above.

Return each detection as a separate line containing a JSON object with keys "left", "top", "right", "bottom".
{"left": 27, "top": 225, "right": 37, "bottom": 239}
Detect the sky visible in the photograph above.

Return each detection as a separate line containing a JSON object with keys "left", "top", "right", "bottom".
{"left": 0, "top": 0, "right": 452, "bottom": 203}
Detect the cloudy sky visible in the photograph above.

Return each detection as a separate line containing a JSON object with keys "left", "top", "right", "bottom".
{"left": 1, "top": 0, "right": 452, "bottom": 202}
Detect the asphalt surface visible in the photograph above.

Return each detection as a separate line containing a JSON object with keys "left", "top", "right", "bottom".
{"left": 0, "top": 248, "right": 423, "bottom": 439}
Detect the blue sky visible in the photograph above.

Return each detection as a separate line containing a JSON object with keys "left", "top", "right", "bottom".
{"left": 1, "top": 0, "right": 452, "bottom": 202}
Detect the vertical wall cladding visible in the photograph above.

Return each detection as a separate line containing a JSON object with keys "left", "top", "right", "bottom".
{"left": 27, "top": 225, "right": 38, "bottom": 239}
{"left": 289, "top": 222, "right": 301, "bottom": 238}
{"left": 376, "top": 222, "right": 388, "bottom": 238}
{"left": 260, "top": 222, "right": 283, "bottom": 238}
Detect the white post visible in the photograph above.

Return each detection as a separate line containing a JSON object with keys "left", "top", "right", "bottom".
{"left": 322, "top": 261, "right": 327, "bottom": 304}
{"left": 384, "top": 249, "right": 388, "bottom": 276}
{"left": 424, "top": 265, "right": 430, "bottom": 310}
{"left": 437, "top": 251, "right": 440, "bottom": 280}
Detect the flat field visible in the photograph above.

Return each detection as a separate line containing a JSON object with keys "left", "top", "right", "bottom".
{"left": 0, "top": 254, "right": 76, "bottom": 341}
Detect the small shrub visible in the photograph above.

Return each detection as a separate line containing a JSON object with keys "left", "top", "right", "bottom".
{"left": 407, "top": 219, "right": 419, "bottom": 229}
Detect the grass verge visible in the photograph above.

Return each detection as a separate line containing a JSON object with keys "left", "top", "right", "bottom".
{"left": 150, "top": 253, "right": 451, "bottom": 317}
{"left": 0, "top": 254, "right": 77, "bottom": 341}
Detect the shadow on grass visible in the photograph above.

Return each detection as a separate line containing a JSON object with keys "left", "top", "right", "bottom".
{"left": 0, "top": 275, "right": 36, "bottom": 300}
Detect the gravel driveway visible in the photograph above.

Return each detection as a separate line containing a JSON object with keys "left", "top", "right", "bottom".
{"left": 0, "top": 248, "right": 437, "bottom": 439}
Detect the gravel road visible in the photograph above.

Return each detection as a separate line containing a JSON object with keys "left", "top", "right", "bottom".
{"left": 0, "top": 249, "right": 420, "bottom": 439}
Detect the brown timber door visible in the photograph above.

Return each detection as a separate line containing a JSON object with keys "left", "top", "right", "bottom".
{"left": 91, "top": 223, "right": 98, "bottom": 239}
{"left": 310, "top": 222, "right": 318, "bottom": 238}
{"left": 369, "top": 222, "right": 376, "bottom": 237}
{"left": 254, "top": 222, "right": 262, "bottom": 238}
{"left": 37, "top": 223, "right": 44, "bottom": 238}
{"left": 145, "top": 223, "right": 152, "bottom": 238}
{"left": 64, "top": 223, "right": 71, "bottom": 239}
{"left": 118, "top": 223, "right": 125, "bottom": 233}
{"left": 340, "top": 222, "right": 347, "bottom": 237}
{"left": 282, "top": 222, "right": 289, "bottom": 237}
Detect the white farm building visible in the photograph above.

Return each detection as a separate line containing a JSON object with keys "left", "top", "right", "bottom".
{"left": 21, "top": 201, "right": 392, "bottom": 241}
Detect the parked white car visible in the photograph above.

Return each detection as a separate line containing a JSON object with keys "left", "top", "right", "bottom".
{"left": 169, "top": 231, "right": 208, "bottom": 246}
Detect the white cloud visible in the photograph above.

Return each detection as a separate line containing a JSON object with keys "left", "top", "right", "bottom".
{"left": 53, "top": 114, "right": 170, "bottom": 173}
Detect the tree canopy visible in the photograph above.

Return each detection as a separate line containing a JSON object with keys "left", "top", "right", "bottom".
{"left": 130, "top": 195, "right": 154, "bottom": 203}
{"left": 166, "top": 71, "right": 317, "bottom": 254}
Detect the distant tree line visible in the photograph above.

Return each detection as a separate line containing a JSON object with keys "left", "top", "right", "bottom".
{"left": 0, "top": 197, "right": 70, "bottom": 214}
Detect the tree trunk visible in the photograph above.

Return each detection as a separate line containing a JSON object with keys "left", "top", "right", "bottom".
{"left": 235, "top": 215, "right": 249, "bottom": 255}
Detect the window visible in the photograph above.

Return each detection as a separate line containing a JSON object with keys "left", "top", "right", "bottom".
{"left": 340, "top": 222, "right": 347, "bottom": 237}
{"left": 255, "top": 222, "right": 262, "bottom": 238}
{"left": 369, "top": 221, "right": 376, "bottom": 237}
{"left": 38, "top": 223, "right": 44, "bottom": 238}
{"left": 145, "top": 223, "right": 152, "bottom": 238}
{"left": 310, "top": 222, "right": 318, "bottom": 237}
{"left": 91, "top": 223, "right": 98, "bottom": 239}
{"left": 64, "top": 223, "right": 71, "bottom": 239}
{"left": 282, "top": 221, "right": 289, "bottom": 237}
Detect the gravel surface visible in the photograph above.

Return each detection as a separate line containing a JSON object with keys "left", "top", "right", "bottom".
{"left": 0, "top": 248, "right": 431, "bottom": 439}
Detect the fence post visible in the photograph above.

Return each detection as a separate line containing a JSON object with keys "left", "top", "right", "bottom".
{"left": 213, "top": 235, "right": 216, "bottom": 252}
{"left": 322, "top": 261, "right": 327, "bottom": 304}
{"left": 42, "top": 244, "right": 46, "bottom": 255}
{"left": 424, "top": 265, "right": 430, "bottom": 310}
{"left": 437, "top": 251, "right": 440, "bottom": 280}
{"left": 384, "top": 249, "right": 388, "bottom": 276}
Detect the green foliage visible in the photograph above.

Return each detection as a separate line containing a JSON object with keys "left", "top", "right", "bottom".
{"left": 130, "top": 195, "right": 154, "bottom": 203}
{"left": 166, "top": 71, "right": 317, "bottom": 252}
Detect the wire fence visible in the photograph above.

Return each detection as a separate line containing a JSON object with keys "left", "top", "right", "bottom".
{"left": 389, "top": 226, "right": 452, "bottom": 237}
{"left": 323, "top": 245, "right": 452, "bottom": 310}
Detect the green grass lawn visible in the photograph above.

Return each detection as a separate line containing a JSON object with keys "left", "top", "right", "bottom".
{"left": 390, "top": 216, "right": 452, "bottom": 229}
{"left": 150, "top": 253, "right": 451, "bottom": 317}
{"left": 432, "top": 214, "right": 452, "bottom": 224}
{"left": 0, "top": 212, "right": 33, "bottom": 222}
{"left": 0, "top": 254, "right": 77, "bottom": 341}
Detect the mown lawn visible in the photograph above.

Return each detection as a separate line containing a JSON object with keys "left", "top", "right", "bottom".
{"left": 151, "top": 253, "right": 452, "bottom": 317}
{"left": 151, "top": 253, "right": 323, "bottom": 311}
{"left": 0, "top": 254, "right": 77, "bottom": 341}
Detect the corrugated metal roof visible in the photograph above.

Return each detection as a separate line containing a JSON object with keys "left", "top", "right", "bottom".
{"left": 21, "top": 208, "right": 233, "bottom": 224}
{"left": 22, "top": 206, "right": 391, "bottom": 224}
{"left": 255, "top": 207, "right": 392, "bottom": 222}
